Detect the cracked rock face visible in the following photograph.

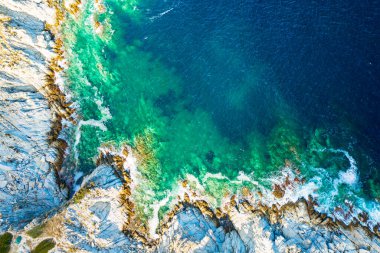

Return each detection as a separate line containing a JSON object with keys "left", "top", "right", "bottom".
{"left": 0, "top": 0, "right": 66, "bottom": 231}
{"left": 227, "top": 204, "right": 380, "bottom": 253}
{"left": 157, "top": 206, "right": 246, "bottom": 253}
{"left": 8, "top": 163, "right": 144, "bottom": 252}
{"left": 54, "top": 164, "right": 144, "bottom": 252}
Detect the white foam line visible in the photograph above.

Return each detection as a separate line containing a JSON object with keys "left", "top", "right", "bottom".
{"left": 148, "top": 193, "right": 171, "bottom": 239}
{"left": 149, "top": 7, "right": 174, "bottom": 21}
{"left": 72, "top": 96, "right": 112, "bottom": 165}
{"left": 202, "top": 172, "right": 229, "bottom": 182}
{"left": 202, "top": 171, "right": 259, "bottom": 186}
{"left": 100, "top": 146, "right": 380, "bottom": 233}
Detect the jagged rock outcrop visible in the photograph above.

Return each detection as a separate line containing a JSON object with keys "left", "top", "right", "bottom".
{"left": 57, "top": 163, "right": 144, "bottom": 252}
{"left": 11, "top": 164, "right": 145, "bottom": 252}
{"left": 6, "top": 153, "right": 145, "bottom": 252}
{"left": 0, "top": 0, "right": 67, "bottom": 231}
{"left": 227, "top": 202, "right": 380, "bottom": 253}
{"left": 158, "top": 197, "right": 380, "bottom": 252}
{"left": 157, "top": 205, "right": 246, "bottom": 253}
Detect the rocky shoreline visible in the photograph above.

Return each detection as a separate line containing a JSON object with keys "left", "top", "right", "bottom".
{"left": 8, "top": 149, "right": 380, "bottom": 252}
{"left": 0, "top": 0, "right": 69, "bottom": 232}
{"left": 1, "top": 0, "right": 380, "bottom": 252}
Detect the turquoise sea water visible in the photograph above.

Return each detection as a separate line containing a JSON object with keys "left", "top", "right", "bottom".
{"left": 62, "top": 0, "right": 380, "bottom": 226}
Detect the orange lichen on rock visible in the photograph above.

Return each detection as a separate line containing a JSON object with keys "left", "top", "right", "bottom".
{"left": 0, "top": 15, "right": 29, "bottom": 67}
{"left": 67, "top": 0, "right": 82, "bottom": 16}
{"left": 273, "top": 184, "right": 285, "bottom": 198}
{"left": 97, "top": 149, "right": 157, "bottom": 246}
{"left": 41, "top": 0, "right": 76, "bottom": 129}
{"left": 181, "top": 180, "right": 188, "bottom": 188}
{"left": 241, "top": 186, "right": 251, "bottom": 197}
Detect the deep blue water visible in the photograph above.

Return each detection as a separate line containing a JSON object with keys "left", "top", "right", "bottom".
{"left": 118, "top": 0, "right": 380, "bottom": 196}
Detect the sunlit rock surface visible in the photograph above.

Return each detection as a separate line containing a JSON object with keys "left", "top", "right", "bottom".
{"left": 157, "top": 206, "right": 246, "bottom": 253}
{"left": 23, "top": 164, "right": 144, "bottom": 252}
{"left": 0, "top": 0, "right": 66, "bottom": 231}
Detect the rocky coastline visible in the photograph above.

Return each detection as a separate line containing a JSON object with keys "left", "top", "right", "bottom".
{"left": 7, "top": 149, "right": 380, "bottom": 252}
{"left": 0, "top": 0, "right": 380, "bottom": 252}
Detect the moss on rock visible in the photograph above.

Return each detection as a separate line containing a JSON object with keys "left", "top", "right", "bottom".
{"left": 31, "top": 238, "right": 55, "bottom": 253}
{"left": 0, "top": 232, "right": 13, "bottom": 253}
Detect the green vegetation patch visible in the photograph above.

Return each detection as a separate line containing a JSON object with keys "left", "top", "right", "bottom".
{"left": 26, "top": 223, "right": 46, "bottom": 238}
{"left": 0, "top": 232, "right": 13, "bottom": 253}
{"left": 31, "top": 238, "right": 55, "bottom": 253}
{"left": 72, "top": 182, "right": 94, "bottom": 204}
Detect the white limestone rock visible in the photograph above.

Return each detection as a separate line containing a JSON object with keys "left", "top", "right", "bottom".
{"left": 0, "top": 0, "right": 66, "bottom": 231}
{"left": 157, "top": 207, "right": 245, "bottom": 253}
{"left": 48, "top": 164, "right": 144, "bottom": 253}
